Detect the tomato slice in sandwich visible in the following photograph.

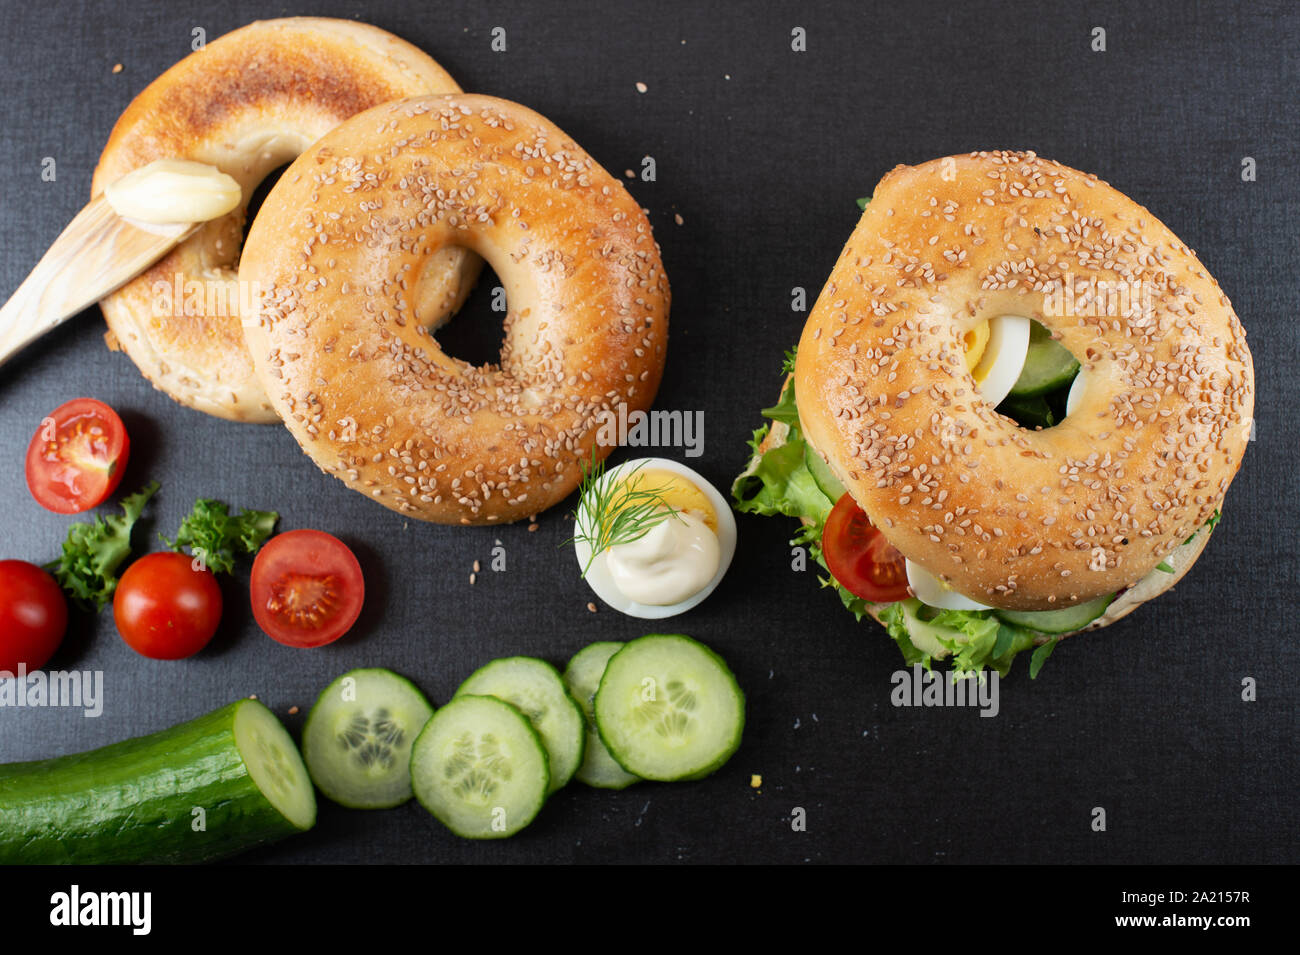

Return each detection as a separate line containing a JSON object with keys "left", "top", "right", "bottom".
{"left": 821, "top": 493, "right": 911, "bottom": 603}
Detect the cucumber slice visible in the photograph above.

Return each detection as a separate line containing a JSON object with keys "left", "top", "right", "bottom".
{"left": 1008, "top": 321, "right": 1079, "bottom": 397}
{"left": 804, "top": 444, "right": 847, "bottom": 502}
{"left": 454, "top": 657, "right": 585, "bottom": 793}
{"left": 995, "top": 593, "right": 1114, "bottom": 634}
{"left": 0, "top": 699, "right": 314, "bottom": 864}
{"left": 594, "top": 634, "right": 745, "bottom": 781}
{"left": 563, "top": 642, "right": 640, "bottom": 790}
{"left": 410, "top": 695, "right": 550, "bottom": 839}
{"left": 303, "top": 668, "right": 434, "bottom": 809}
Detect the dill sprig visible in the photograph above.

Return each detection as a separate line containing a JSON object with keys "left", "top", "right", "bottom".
{"left": 567, "top": 451, "right": 680, "bottom": 577}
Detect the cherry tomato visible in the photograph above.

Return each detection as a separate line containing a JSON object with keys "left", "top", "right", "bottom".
{"left": 25, "top": 398, "right": 130, "bottom": 514}
{"left": 114, "top": 552, "right": 222, "bottom": 660}
{"left": 250, "top": 530, "right": 364, "bottom": 648}
{"left": 0, "top": 560, "right": 68, "bottom": 671}
{"left": 821, "top": 493, "right": 911, "bottom": 603}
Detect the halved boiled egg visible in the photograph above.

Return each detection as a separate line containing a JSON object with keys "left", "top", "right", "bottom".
{"left": 573, "top": 457, "right": 737, "bottom": 619}
{"left": 965, "top": 315, "right": 1031, "bottom": 408}
{"left": 904, "top": 558, "right": 992, "bottom": 611}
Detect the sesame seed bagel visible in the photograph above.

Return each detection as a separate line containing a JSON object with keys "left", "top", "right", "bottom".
{"left": 92, "top": 18, "right": 479, "bottom": 422}
{"left": 796, "top": 151, "right": 1253, "bottom": 611}
{"left": 239, "top": 93, "right": 670, "bottom": 524}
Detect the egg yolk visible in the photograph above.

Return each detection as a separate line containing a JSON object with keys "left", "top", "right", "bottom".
{"left": 963, "top": 321, "right": 991, "bottom": 376}
{"left": 611, "top": 469, "right": 718, "bottom": 532}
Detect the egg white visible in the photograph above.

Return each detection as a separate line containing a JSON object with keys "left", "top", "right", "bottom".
{"left": 573, "top": 457, "right": 737, "bottom": 619}
{"left": 905, "top": 558, "right": 991, "bottom": 611}
{"left": 1066, "top": 367, "right": 1091, "bottom": 416}
{"left": 972, "top": 315, "right": 1031, "bottom": 408}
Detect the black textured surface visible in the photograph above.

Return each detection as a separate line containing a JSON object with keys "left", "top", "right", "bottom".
{"left": 0, "top": 0, "right": 1296, "bottom": 865}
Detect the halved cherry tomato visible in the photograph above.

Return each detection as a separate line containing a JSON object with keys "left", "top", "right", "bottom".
{"left": 25, "top": 398, "right": 130, "bottom": 514}
{"left": 250, "top": 530, "right": 364, "bottom": 648}
{"left": 114, "top": 552, "right": 222, "bottom": 660}
{"left": 0, "top": 560, "right": 68, "bottom": 671}
{"left": 821, "top": 493, "right": 911, "bottom": 603}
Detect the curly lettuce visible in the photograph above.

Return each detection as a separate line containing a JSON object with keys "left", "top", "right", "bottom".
{"left": 46, "top": 482, "right": 159, "bottom": 610}
{"left": 163, "top": 498, "right": 278, "bottom": 575}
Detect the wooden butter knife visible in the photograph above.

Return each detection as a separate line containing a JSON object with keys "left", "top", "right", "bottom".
{"left": 0, "top": 196, "right": 197, "bottom": 368}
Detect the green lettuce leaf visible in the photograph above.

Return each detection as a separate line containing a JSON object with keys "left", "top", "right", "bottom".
{"left": 46, "top": 482, "right": 159, "bottom": 611}
{"left": 1029, "top": 637, "right": 1059, "bottom": 679}
{"left": 163, "top": 499, "right": 279, "bottom": 575}
{"left": 732, "top": 372, "right": 835, "bottom": 525}
{"left": 733, "top": 437, "right": 833, "bottom": 523}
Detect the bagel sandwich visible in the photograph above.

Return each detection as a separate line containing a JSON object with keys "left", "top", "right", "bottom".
{"left": 733, "top": 152, "right": 1253, "bottom": 678}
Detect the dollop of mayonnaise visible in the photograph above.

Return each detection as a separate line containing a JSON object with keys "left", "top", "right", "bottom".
{"left": 605, "top": 509, "right": 720, "bottom": 607}
{"left": 104, "top": 159, "right": 241, "bottom": 225}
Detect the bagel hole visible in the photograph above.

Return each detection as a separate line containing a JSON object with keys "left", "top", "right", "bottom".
{"left": 989, "top": 318, "right": 1081, "bottom": 431}
{"left": 240, "top": 162, "right": 293, "bottom": 248}
{"left": 429, "top": 258, "right": 508, "bottom": 368}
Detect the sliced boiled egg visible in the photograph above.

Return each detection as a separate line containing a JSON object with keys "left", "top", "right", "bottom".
{"left": 573, "top": 457, "right": 737, "bottom": 619}
{"left": 905, "top": 558, "right": 992, "bottom": 611}
{"left": 1066, "top": 367, "right": 1091, "bottom": 416}
{"left": 962, "top": 321, "right": 991, "bottom": 372}
{"left": 968, "top": 315, "right": 1031, "bottom": 408}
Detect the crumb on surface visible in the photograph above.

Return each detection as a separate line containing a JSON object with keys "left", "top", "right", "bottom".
{"left": 624, "top": 169, "right": 635, "bottom": 178}
{"left": 528, "top": 523, "right": 539, "bottom": 532}
{"left": 111, "top": 63, "right": 123, "bottom": 74}
{"left": 750, "top": 774, "right": 762, "bottom": 789}
{"left": 586, "top": 602, "right": 597, "bottom": 613}
{"left": 288, "top": 706, "right": 299, "bottom": 715}
{"left": 635, "top": 81, "right": 647, "bottom": 93}
{"left": 470, "top": 572, "right": 477, "bottom": 585}
{"left": 674, "top": 213, "right": 684, "bottom": 226}
{"left": 473, "top": 559, "right": 481, "bottom": 573}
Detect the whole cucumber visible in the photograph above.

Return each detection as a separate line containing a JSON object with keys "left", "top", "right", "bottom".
{"left": 0, "top": 699, "right": 315, "bottom": 864}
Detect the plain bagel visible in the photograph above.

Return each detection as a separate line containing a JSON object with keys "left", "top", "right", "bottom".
{"left": 795, "top": 151, "right": 1253, "bottom": 611}
{"left": 239, "top": 93, "right": 670, "bottom": 524}
{"left": 93, "top": 17, "right": 480, "bottom": 422}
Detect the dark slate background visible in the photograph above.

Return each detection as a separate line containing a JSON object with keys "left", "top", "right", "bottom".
{"left": 0, "top": 0, "right": 1295, "bottom": 865}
